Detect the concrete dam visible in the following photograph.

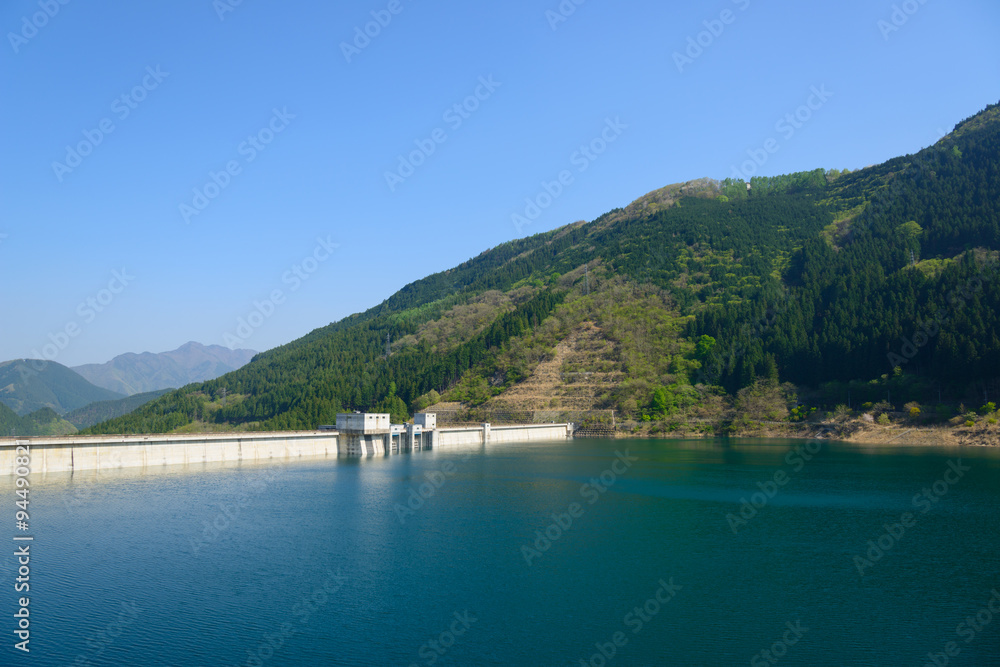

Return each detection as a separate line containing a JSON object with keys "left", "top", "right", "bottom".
{"left": 0, "top": 413, "right": 573, "bottom": 475}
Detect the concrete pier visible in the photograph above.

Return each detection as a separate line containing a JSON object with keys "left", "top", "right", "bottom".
{"left": 336, "top": 412, "right": 389, "bottom": 456}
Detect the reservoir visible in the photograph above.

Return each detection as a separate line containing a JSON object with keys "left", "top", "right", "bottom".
{"left": 5, "top": 438, "right": 1000, "bottom": 665}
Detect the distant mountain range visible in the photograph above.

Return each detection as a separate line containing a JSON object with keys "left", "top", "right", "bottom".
{"left": 0, "top": 342, "right": 257, "bottom": 436}
{"left": 0, "top": 379, "right": 171, "bottom": 436}
{"left": 72, "top": 342, "right": 257, "bottom": 396}
{"left": 0, "top": 359, "right": 124, "bottom": 416}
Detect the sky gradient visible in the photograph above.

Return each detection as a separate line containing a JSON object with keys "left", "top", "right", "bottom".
{"left": 1, "top": 0, "right": 998, "bottom": 365}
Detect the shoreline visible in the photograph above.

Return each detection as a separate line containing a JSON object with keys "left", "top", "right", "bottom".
{"left": 605, "top": 419, "right": 999, "bottom": 447}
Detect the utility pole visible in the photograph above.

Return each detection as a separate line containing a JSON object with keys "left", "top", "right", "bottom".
{"left": 220, "top": 387, "right": 228, "bottom": 406}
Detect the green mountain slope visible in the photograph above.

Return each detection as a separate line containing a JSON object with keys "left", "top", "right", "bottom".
{"left": 0, "top": 402, "right": 77, "bottom": 437}
{"left": 0, "top": 360, "right": 125, "bottom": 415}
{"left": 84, "top": 101, "right": 1000, "bottom": 435}
{"left": 63, "top": 389, "right": 173, "bottom": 430}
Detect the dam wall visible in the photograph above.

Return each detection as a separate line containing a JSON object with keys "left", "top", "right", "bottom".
{"left": 436, "top": 423, "right": 573, "bottom": 447}
{"left": 0, "top": 431, "right": 339, "bottom": 475}
{"left": 0, "top": 422, "right": 572, "bottom": 475}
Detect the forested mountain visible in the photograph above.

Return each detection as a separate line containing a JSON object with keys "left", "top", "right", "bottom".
{"left": 0, "top": 378, "right": 167, "bottom": 436}
{"left": 0, "top": 401, "right": 76, "bottom": 437}
{"left": 0, "top": 360, "right": 124, "bottom": 415}
{"left": 83, "top": 102, "right": 1000, "bottom": 435}
{"left": 72, "top": 342, "right": 256, "bottom": 395}
{"left": 63, "top": 389, "right": 172, "bottom": 430}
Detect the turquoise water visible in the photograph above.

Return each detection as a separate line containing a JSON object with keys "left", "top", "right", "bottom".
{"left": 3, "top": 438, "right": 1000, "bottom": 665}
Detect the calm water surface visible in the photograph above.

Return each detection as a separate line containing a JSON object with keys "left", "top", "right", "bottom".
{"left": 4, "top": 438, "right": 1000, "bottom": 666}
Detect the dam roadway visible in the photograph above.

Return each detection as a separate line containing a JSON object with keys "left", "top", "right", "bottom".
{"left": 0, "top": 422, "right": 573, "bottom": 475}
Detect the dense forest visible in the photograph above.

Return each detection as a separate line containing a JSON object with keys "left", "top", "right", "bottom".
{"left": 63, "top": 389, "right": 172, "bottom": 430}
{"left": 83, "top": 102, "right": 1000, "bottom": 435}
{"left": 690, "top": 104, "right": 1000, "bottom": 394}
{"left": 0, "top": 402, "right": 75, "bottom": 437}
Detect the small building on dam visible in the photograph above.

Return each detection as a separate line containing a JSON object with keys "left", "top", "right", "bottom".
{"left": 334, "top": 412, "right": 436, "bottom": 456}
{"left": 0, "top": 413, "right": 573, "bottom": 475}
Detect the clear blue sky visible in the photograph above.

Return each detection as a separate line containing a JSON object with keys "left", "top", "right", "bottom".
{"left": 1, "top": 0, "right": 997, "bottom": 365}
